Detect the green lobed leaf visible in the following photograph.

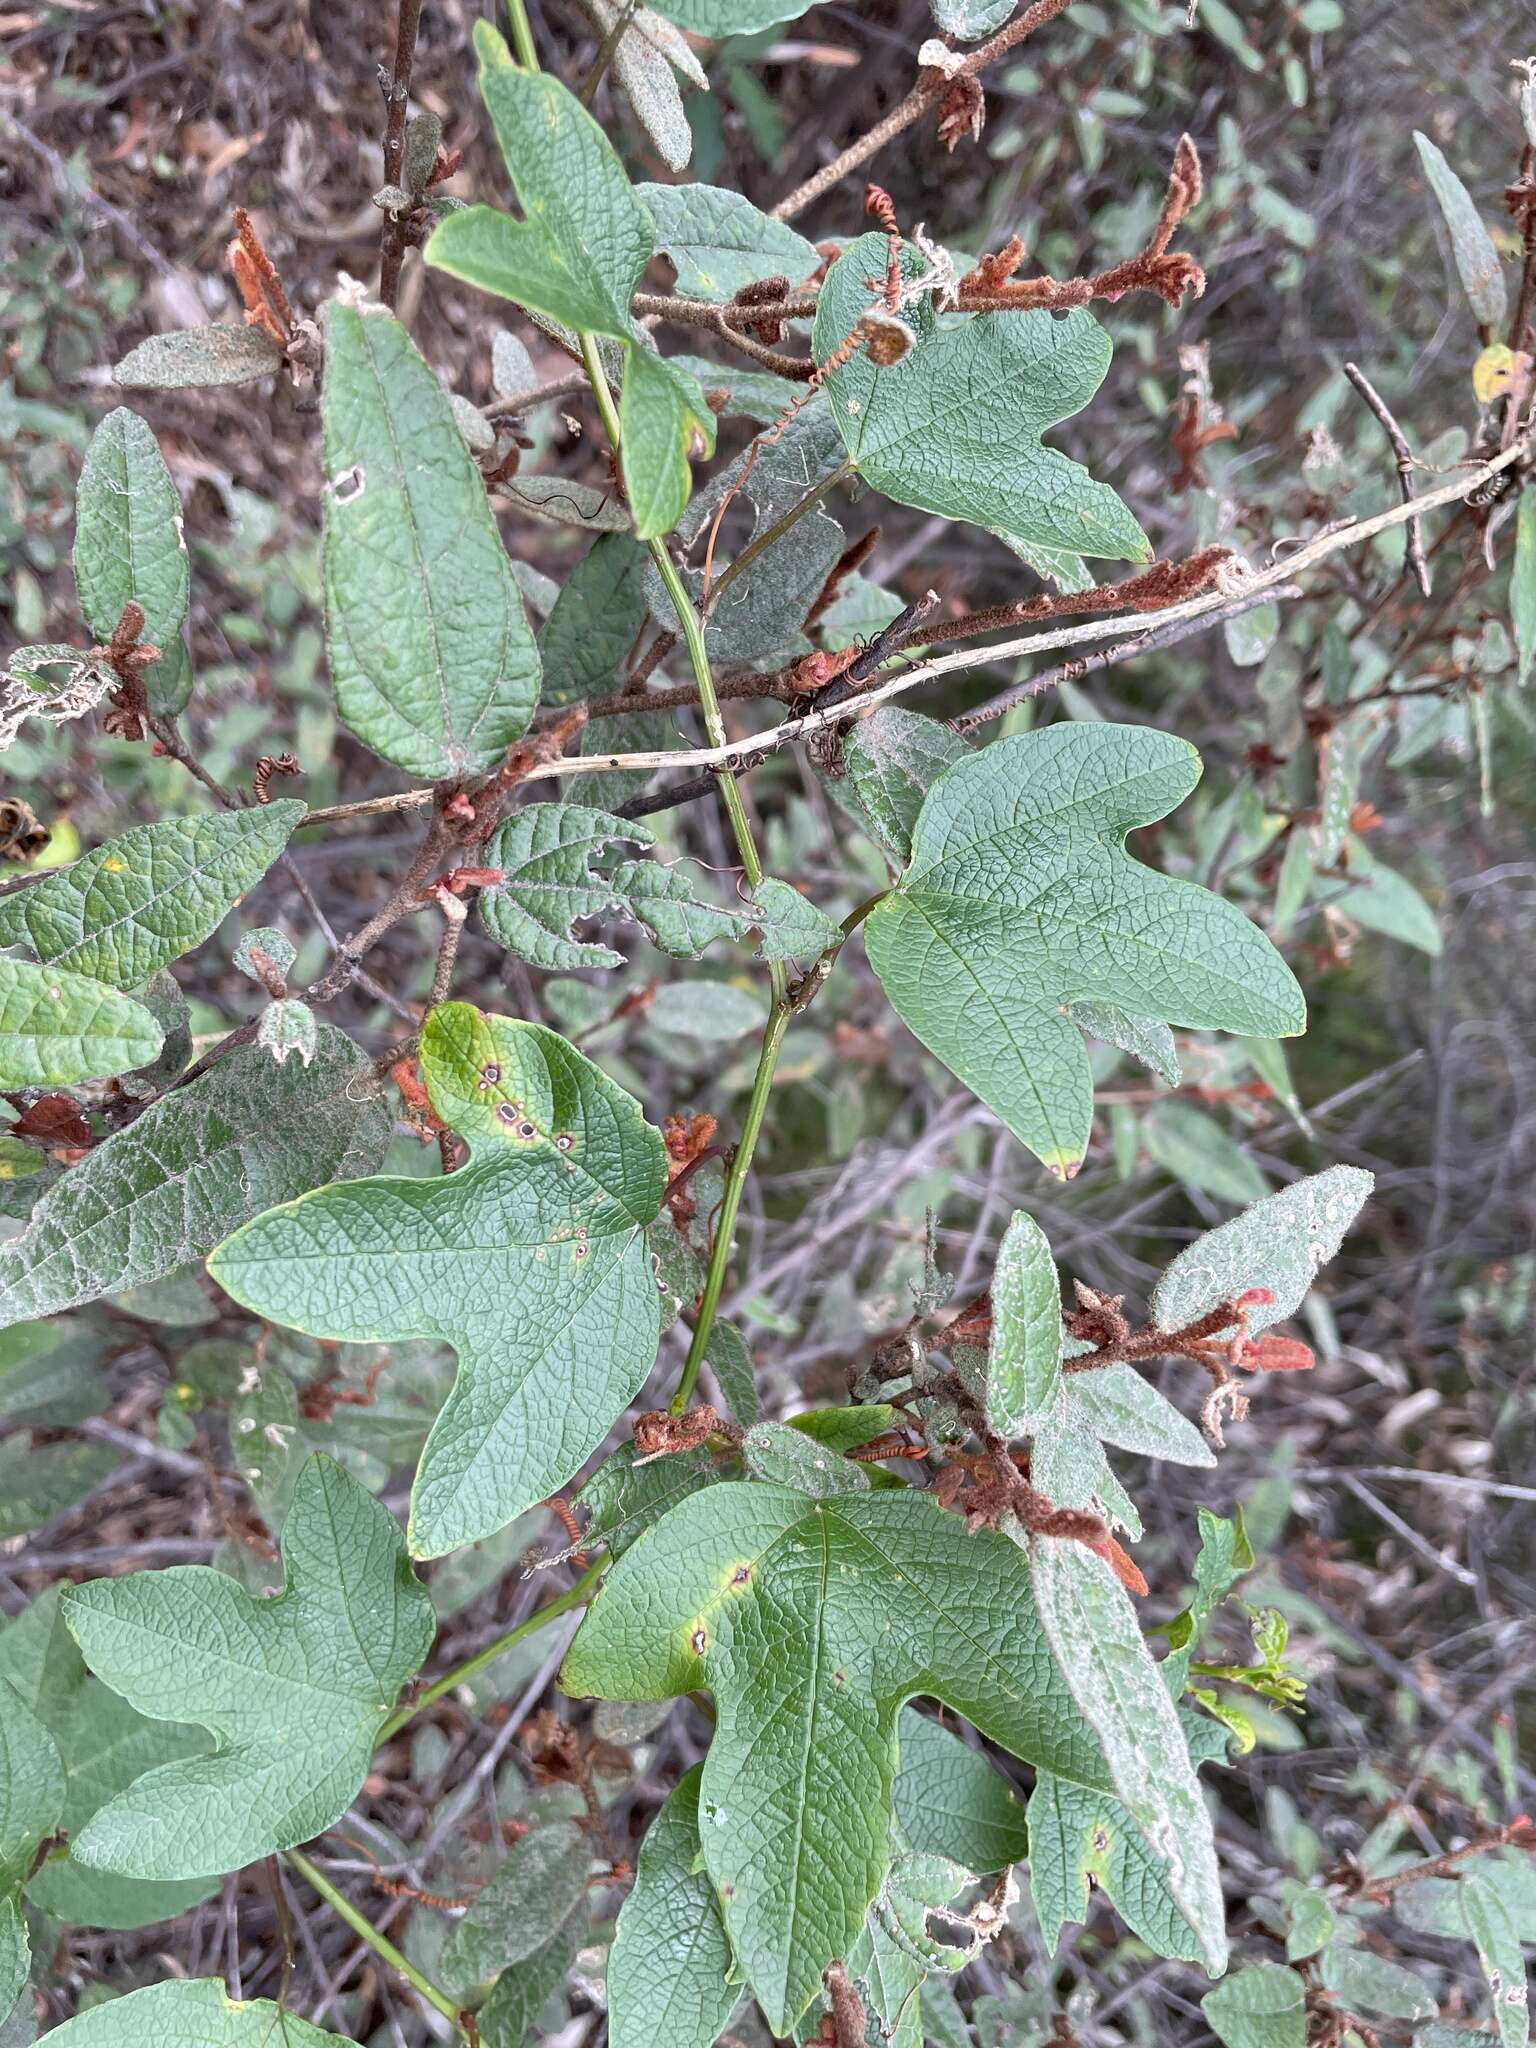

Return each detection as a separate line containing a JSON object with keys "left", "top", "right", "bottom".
{"left": 561, "top": 1480, "right": 1114, "bottom": 2030}
{"left": 612, "top": 859, "right": 756, "bottom": 958}
{"left": 113, "top": 324, "right": 285, "bottom": 389}
{"left": 609, "top": 1767, "right": 736, "bottom": 2048}
{"left": 0, "top": 805, "right": 304, "bottom": 992}
{"left": 0, "top": 958, "right": 163, "bottom": 1090}
{"left": 1460, "top": 1868, "right": 1530, "bottom": 2048}
{"left": 892, "top": 1705, "right": 1030, "bottom": 1873}
{"left": 62, "top": 1454, "right": 434, "bottom": 1881}
{"left": 39, "top": 1980, "right": 353, "bottom": 2045}
{"left": 320, "top": 295, "right": 539, "bottom": 776}
{"left": 866, "top": 724, "right": 1304, "bottom": 1174}
{"left": 932, "top": 0, "right": 1014, "bottom": 36}
{"left": 638, "top": 182, "right": 819, "bottom": 301}
{"left": 442, "top": 1820, "right": 591, "bottom": 1991}
{"left": 73, "top": 407, "right": 190, "bottom": 713}
{"left": 814, "top": 234, "right": 1149, "bottom": 562}
{"left": 1027, "top": 1536, "right": 1227, "bottom": 1973}
{"left": 1202, "top": 1962, "right": 1307, "bottom": 2048}
{"left": 480, "top": 805, "right": 649, "bottom": 969}
{"left": 210, "top": 1003, "right": 668, "bottom": 1557}
{"left": 25, "top": 1680, "right": 217, "bottom": 1930}
{"left": 1413, "top": 132, "right": 1507, "bottom": 327}
{"left": 425, "top": 27, "right": 714, "bottom": 538}
{"left": 840, "top": 709, "right": 971, "bottom": 865}
{"left": 0, "top": 1024, "right": 389, "bottom": 1326}
{"left": 1150, "top": 1164, "right": 1373, "bottom": 1337}
{"left": 986, "top": 1209, "right": 1063, "bottom": 1435}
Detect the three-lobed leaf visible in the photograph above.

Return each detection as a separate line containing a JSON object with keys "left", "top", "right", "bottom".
{"left": 865, "top": 724, "right": 1305, "bottom": 1173}
{"left": 210, "top": 1003, "right": 668, "bottom": 1557}
{"left": 0, "top": 1024, "right": 390, "bottom": 1327}
{"left": 562, "top": 1480, "right": 1113, "bottom": 2029}
{"left": 321, "top": 295, "right": 539, "bottom": 776}
{"left": 814, "top": 234, "right": 1149, "bottom": 561}
{"left": 479, "top": 803, "right": 751, "bottom": 968}
{"left": 61, "top": 1454, "right": 434, "bottom": 1881}
{"left": 426, "top": 26, "right": 715, "bottom": 537}
{"left": 0, "top": 958, "right": 163, "bottom": 1090}
{"left": 0, "top": 804, "right": 304, "bottom": 992}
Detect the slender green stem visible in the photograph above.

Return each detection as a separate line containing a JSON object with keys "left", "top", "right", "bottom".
{"left": 505, "top": 0, "right": 796, "bottom": 1405}
{"left": 378, "top": 1557, "right": 604, "bottom": 1743}
{"left": 504, "top": 0, "right": 539, "bottom": 69}
{"left": 284, "top": 1847, "right": 467, "bottom": 2032}
{"left": 672, "top": 1002, "right": 790, "bottom": 1413}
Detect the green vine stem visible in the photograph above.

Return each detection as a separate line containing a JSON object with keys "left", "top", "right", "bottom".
{"left": 284, "top": 1845, "right": 468, "bottom": 2034}
{"left": 377, "top": 1556, "right": 604, "bottom": 1744}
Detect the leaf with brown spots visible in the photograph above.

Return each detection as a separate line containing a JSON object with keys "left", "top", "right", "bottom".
{"left": 210, "top": 1003, "right": 667, "bottom": 1558}
{"left": 562, "top": 1480, "right": 1112, "bottom": 2032}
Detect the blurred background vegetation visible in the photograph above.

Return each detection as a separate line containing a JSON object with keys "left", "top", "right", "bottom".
{"left": 1, "top": 0, "right": 1532, "bottom": 2040}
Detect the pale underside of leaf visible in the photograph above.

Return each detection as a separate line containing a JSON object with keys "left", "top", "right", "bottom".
{"left": 1028, "top": 1536, "right": 1227, "bottom": 1974}
{"left": 0, "top": 1024, "right": 390, "bottom": 1328}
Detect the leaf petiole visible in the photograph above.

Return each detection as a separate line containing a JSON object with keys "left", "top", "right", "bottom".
{"left": 376, "top": 1555, "right": 605, "bottom": 1743}
{"left": 284, "top": 1846, "right": 469, "bottom": 2035}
